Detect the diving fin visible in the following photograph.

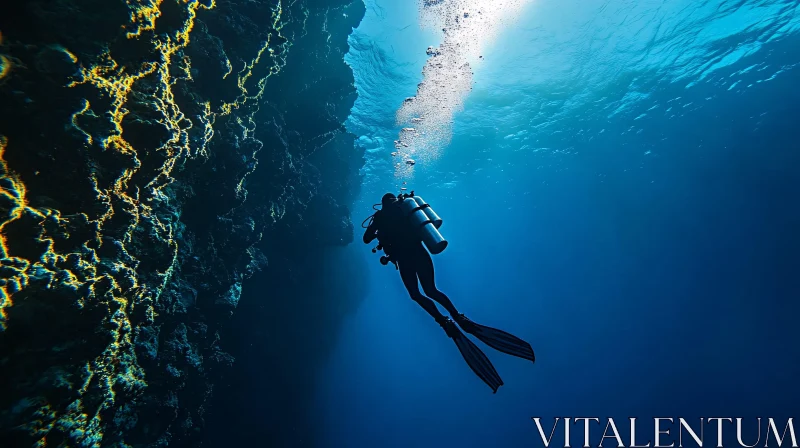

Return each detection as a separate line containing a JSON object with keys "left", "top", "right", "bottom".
{"left": 456, "top": 314, "right": 536, "bottom": 363}
{"left": 442, "top": 318, "right": 504, "bottom": 393}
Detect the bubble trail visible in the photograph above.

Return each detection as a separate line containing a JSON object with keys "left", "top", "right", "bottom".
{"left": 392, "top": 0, "right": 532, "bottom": 178}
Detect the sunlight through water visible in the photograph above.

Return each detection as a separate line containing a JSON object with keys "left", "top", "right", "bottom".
{"left": 391, "top": 0, "right": 533, "bottom": 178}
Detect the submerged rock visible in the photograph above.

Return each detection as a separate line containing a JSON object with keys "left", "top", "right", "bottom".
{"left": 0, "top": 0, "right": 366, "bottom": 446}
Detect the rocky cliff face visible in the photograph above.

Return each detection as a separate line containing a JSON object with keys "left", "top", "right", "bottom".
{"left": 0, "top": 0, "right": 365, "bottom": 446}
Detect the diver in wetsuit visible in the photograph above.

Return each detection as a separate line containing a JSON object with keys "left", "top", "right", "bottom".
{"left": 363, "top": 192, "right": 535, "bottom": 393}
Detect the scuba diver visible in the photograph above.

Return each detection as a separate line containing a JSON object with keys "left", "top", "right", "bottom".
{"left": 362, "top": 191, "right": 535, "bottom": 393}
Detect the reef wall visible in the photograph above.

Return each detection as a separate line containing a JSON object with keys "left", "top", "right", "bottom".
{"left": 0, "top": 0, "right": 365, "bottom": 446}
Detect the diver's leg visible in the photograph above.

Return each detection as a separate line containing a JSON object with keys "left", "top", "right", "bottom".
{"left": 399, "top": 260, "right": 448, "bottom": 325}
{"left": 415, "top": 246, "right": 460, "bottom": 316}
{"left": 401, "top": 259, "right": 504, "bottom": 392}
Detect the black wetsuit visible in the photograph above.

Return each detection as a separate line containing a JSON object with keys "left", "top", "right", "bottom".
{"left": 364, "top": 202, "right": 459, "bottom": 323}
{"left": 363, "top": 197, "right": 535, "bottom": 393}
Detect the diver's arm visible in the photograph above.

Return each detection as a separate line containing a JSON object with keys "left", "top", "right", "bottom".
{"left": 363, "top": 211, "right": 380, "bottom": 244}
{"left": 363, "top": 229, "right": 377, "bottom": 244}
{"left": 363, "top": 222, "right": 378, "bottom": 244}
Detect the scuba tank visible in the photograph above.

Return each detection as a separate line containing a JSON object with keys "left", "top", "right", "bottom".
{"left": 411, "top": 196, "right": 442, "bottom": 229}
{"left": 399, "top": 193, "right": 448, "bottom": 255}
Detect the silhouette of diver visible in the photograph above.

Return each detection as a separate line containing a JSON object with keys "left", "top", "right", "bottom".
{"left": 363, "top": 192, "right": 535, "bottom": 392}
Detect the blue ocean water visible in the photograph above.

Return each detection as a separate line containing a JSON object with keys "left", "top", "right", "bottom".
{"left": 317, "top": 0, "right": 800, "bottom": 447}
